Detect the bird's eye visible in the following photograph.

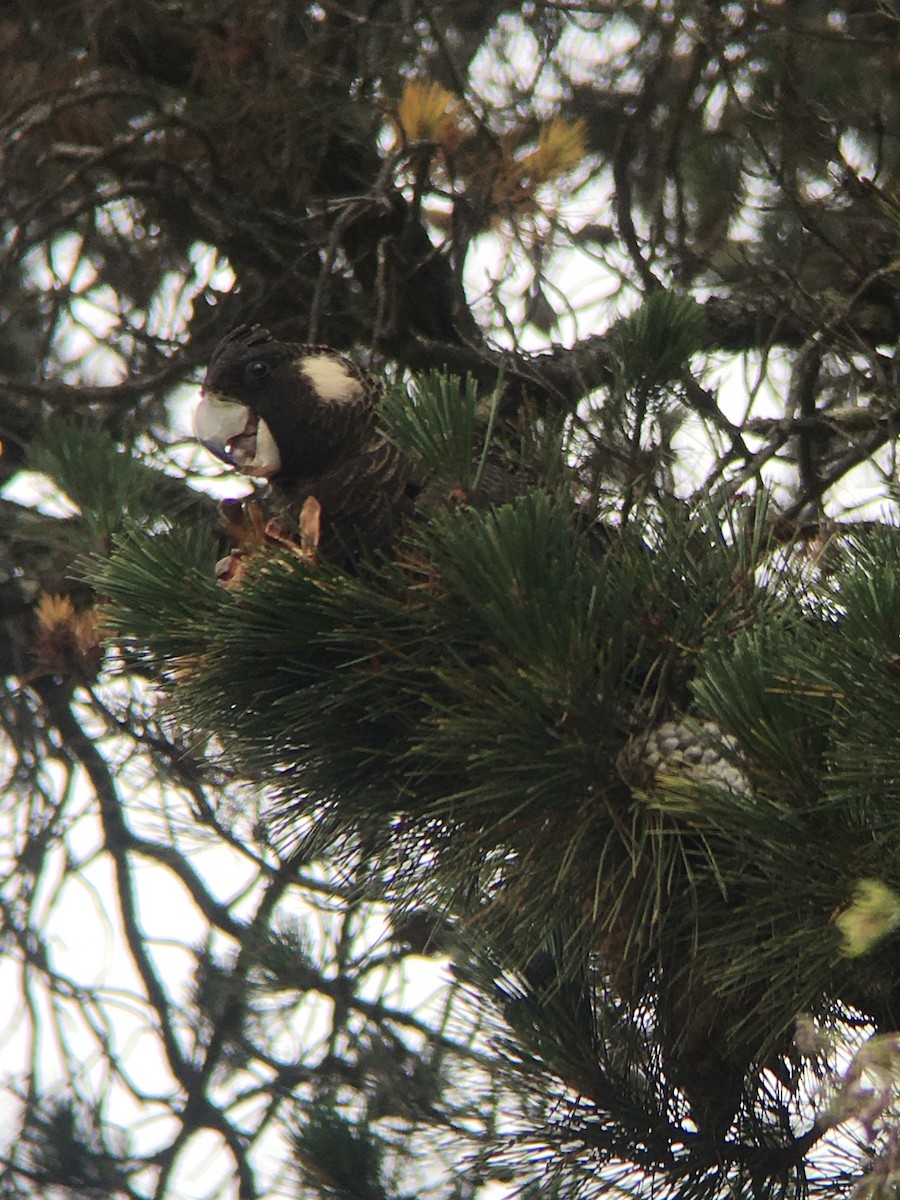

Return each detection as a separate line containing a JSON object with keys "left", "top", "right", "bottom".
{"left": 245, "top": 360, "right": 270, "bottom": 383}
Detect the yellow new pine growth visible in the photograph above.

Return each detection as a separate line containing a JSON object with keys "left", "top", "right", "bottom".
{"left": 35, "top": 591, "right": 77, "bottom": 631}
{"left": 36, "top": 592, "right": 99, "bottom": 649}
{"left": 32, "top": 592, "right": 101, "bottom": 677}
{"left": 485, "top": 117, "right": 588, "bottom": 223}
{"left": 835, "top": 878, "right": 900, "bottom": 957}
{"left": 520, "top": 116, "right": 588, "bottom": 182}
{"left": 394, "top": 79, "right": 463, "bottom": 149}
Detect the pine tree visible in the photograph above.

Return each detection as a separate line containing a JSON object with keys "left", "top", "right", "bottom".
{"left": 3, "top": 4, "right": 900, "bottom": 1198}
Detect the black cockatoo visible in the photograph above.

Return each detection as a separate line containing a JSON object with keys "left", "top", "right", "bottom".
{"left": 195, "top": 323, "right": 531, "bottom": 569}
{"left": 195, "top": 324, "right": 418, "bottom": 560}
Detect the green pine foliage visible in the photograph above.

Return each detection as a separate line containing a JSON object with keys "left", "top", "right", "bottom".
{"left": 26, "top": 415, "right": 215, "bottom": 547}
{"left": 380, "top": 370, "right": 489, "bottom": 491}
{"left": 292, "top": 1104, "right": 390, "bottom": 1200}
{"left": 90, "top": 367, "right": 900, "bottom": 1194}
{"left": 607, "top": 291, "right": 706, "bottom": 397}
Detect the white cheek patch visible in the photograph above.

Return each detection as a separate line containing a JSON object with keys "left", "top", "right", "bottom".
{"left": 300, "top": 354, "right": 364, "bottom": 404}
{"left": 248, "top": 417, "right": 281, "bottom": 477}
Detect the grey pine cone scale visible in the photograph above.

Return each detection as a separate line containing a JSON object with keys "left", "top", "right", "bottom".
{"left": 619, "top": 719, "right": 751, "bottom": 798}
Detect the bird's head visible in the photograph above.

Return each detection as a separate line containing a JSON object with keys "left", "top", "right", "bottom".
{"left": 194, "top": 324, "right": 380, "bottom": 483}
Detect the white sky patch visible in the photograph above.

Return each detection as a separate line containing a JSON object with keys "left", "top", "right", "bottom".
{"left": 558, "top": 12, "right": 641, "bottom": 82}
{"left": 470, "top": 18, "right": 544, "bottom": 111}
{"left": 2, "top": 470, "right": 82, "bottom": 517}
{"left": 147, "top": 245, "right": 237, "bottom": 345}
{"left": 838, "top": 130, "right": 878, "bottom": 178}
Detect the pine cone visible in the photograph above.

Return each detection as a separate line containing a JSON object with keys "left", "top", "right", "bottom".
{"left": 618, "top": 718, "right": 751, "bottom": 797}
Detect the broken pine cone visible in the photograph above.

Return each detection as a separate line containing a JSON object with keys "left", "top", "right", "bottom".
{"left": 215, "top": 496, "right": 321, "bottom": 586}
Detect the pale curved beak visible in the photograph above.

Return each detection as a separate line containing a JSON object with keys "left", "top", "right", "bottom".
{"left": 194, "top": 392, "right": 281, "bottom": 478}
